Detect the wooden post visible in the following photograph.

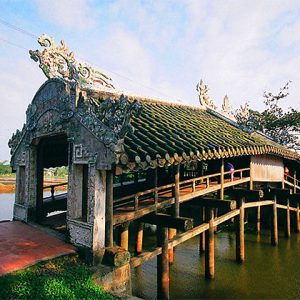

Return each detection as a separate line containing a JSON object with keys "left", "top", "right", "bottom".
{"left": 249, "top": 161, "right": 253, "bottom": 190}
{"left": 236, "top": 197, "right": 245, "bottom": 263}
{"left": 199, "top": 207, "right": 205, "bottom": 254}
{"left": 174, "top": 164, "right": 180, "bottom": 217}
{"left": 296, "top": 203, "right": 300, "bottom": 233}
{"left": 205, "top": 207, "right": 214, "bottom": 279}
{"left": 135, "top": 222, "right": 144, "bottom": 255}
{"left": 220, "top": 158, "right": 224, "bottom": 200}
{"left": 294, "top": 171, "right": 297, "bottom": 194}
{"left": 120, "top": 222, "right": 129, "bottom": 251}
{"left": 105, "top": 170, "right": 114, "bottom": 247}
{"left": 257, "top": 206, "right": 261, "bottom": 233}
{"left": 157, "top": 225, "right": 169, "bottom": 300}
{"left": 168, "top": 228, "right": 176, "bottom": 264}
{"left": 154, "top": 168, "right": 158, "bottom": 205}
{"left": 271, "top": 195, "right": 278, "bottom": 246}
{"left": 285, "top": 198, "right": 291, "bottom": 238}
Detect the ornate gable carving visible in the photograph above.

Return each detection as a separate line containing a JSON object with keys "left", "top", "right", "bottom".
{"left": 29, "top": 34, "right": 114, "bottom": 91}
{"left": 196, "top": 80, "right": 217, "bottom": 110}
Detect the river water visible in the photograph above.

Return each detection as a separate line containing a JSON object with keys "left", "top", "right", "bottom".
{"left": 132, "top": 228, "right": 300, "bottom": 299}
{"left": 1, "top": 193, "right": 300, "bottom": 299}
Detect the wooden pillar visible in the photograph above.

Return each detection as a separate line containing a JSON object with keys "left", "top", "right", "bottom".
{"left": 285, "top": 198, "right": 291, "bottom": 238}
{"left": 220, "top": 158, "right": 224, "bottom": 200}
{"left": 157, "top": 225, "right": 169, "bottom": 300}
{"left": 205, "top": 207, "right": 214, "bottom": 279}
{"left": 120, "top": 222, "right": 129, "bottom": 251}
{"left": 256, "top": 206, "right": 261, "bottom": 233}
{"left": 168, "top": 228, "right": 176, "bottom": 264}
{"left": 135, "top": 222, "right": 144, "bottom": 255}
{"left": 294, "top": 171, "right": 297, "bottom": 194}
{"left": 169, "top": 164, "right": 180, "bottom": 263}
{"left": 105, "top": 170, "right": 114, "bottom": 247}
{"left": 174, "top": 164, "right": 180, "bottom": 217}
{"left": 296, "top": 203, "right": 300, "bottom": 233}
{"left": 236, "top": 197, "right": 245, "bottom": 263}
{"left": 154, "top": 168, "right": 158, "bottom": 205}
{"left": 199, "top": 207, "right": 205, "bottom": 254}
{"left": 249, "top": 161, "right": 253, "bottom": 190}
{"left": 271, "top": 195, "right": 278, "bottom": 246}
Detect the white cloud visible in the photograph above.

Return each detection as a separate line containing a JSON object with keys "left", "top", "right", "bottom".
{"left": 34, "top": 0, "right": 98, "bottom": 31}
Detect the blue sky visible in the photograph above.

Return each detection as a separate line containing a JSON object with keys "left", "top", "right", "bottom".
{"left": 1, "top": 0, "right": 300, "bottom": 160}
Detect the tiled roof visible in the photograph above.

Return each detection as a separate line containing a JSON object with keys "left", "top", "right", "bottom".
{"left": 92, "top": 90, "right": 300, "bottom": 170}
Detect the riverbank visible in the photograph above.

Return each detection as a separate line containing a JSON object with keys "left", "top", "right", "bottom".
{"left": 0, "top": 255, "right": 115, "bottom": 300}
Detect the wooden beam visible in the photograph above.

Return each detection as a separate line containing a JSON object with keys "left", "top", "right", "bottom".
{"left": 205, "top": 207, "right": 214, "bottom": 279}
{"left": 168, "top": 228, "right": 176, "bottom": 264}
{"left": 131, "top": 247, "right": 162, "bottom": 268}
{"left": 169, "top": 223, "right": 209, "bottom": 249}
{"left": 190, "top": 198, "right": 236, "bottom": 210}
{"left": 249, "top": 161, "right": 253, "bottom": 190}
{"left": 296, "top": 203, "right": 300, "bottom": 233}
{"left": 257, "top": 206, "right": 261, "bottom": 233}
{"left": 227, "top": 188, "right": 264, "bottom": 201}
{"left": 220, "top": 158, "right": 224, "bottom": 200}
{"left": 157, "top": 225, "right": 169, "bottom": 300}
{"left": 236, "top": 197, "right": 245, "bottom": 263}
{"left": 105, "top": 170, "right": 114, "bottom": 247}
{"left": 141, "top": 213, "right": 193, "bottom": 231}
{"left": 213, "top": 209, "right": 240, "bottom": 226}
{"left": 199, "top": 207, "right": 205, "bottom": 254}
{"left": 243, "top": 200, "right": 274, "bottom": 208}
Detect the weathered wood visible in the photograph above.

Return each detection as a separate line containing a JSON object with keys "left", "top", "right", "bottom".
{"left": 157, "top": 225, "right": 169, "bottom": 300}
{"left": 249, "top": 161, "right": 253, "bottom": 190}
{"left": 285, "top": 199, "right": 291, "bottom": 238}
{"left": 236, "top": 197, "right": 245, "bottom": 263}
{"left": 271, "top": 197, "right": 278, "bottom": 246}
{"left": 213, "top": 209, "right": 240, "bottom": 226}
{"left": 243, "top": 200, "right": 274, "bottom": 208}
{"left": 199, "top": 207, "right": 205, "bottom": 254}
{"left": 228, "top": 188, "right": 264, "bottom": 201}
{"left": 205, "top": 207, "right": 214, "bottom": 279}
{"left": 169, "top": 223, "right": 209, "bottom": 249}
{"left": 131, "top": 247, "right": 162, "bottom": 268}
{"left": 103, "top": 247, "right": 130, "bottom": 267}
{"left": 119, "top": 222, "right": 129, "bottom": 251}
{"left": 174, "top": 164, "right": 180, "bottom": 217}
{"left": 220, "top": 158, "right": 224, "bottom": 200}
{"left": 135, "top": 222, "right": 144, "bottom": 255}
{"left": 296, "top": 203, "right": 300, "bottom": 233}
{"left": 190, "top": 198, "right": 236, "bottom": 210}
{"left": 141, "top": 213, "right": 193, "bottom": 231}
{"left": 105, "top": 170, "right": 114, "bottom": 247}
{"left": 168, "top": 228, "right": 176, "bottom": 264}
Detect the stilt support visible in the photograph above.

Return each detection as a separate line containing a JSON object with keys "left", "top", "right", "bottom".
{"left": 271, "top": 196, "right": 278, "bottom": 246}
{"left": 120, "top": 222, "right": 129, "bottom": 251}
{"left": 285, "top": 199, "right": 291, "bottom": 238}
{"left": 157, "top": 225, "right": 169, "bottom": 300}
{"left": 205, "top": 207, "right": 214, "bottom": 279}
{"left": 199, "top": 207, "right": 205, "bottom": 254}
{"left": 168, "top": 228, "right": 176, "bottom": 264}
{"left": 236, "top": 197, "right": 245, "bottom": 263}
{"left": 135, "top": 222, "right": 144, "bottom": 255}
{"left": 257, "top": 206, "right": 261, "bottom": 233}
{"left": 297, "top": 203, "right": 300, "bottom": 233}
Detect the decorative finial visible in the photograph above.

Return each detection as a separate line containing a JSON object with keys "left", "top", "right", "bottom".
{"left": 196, "top": 79, "right": 217, "bottom": 110}
{"left": 29, "top": 34, "right": 115, "bottom": 90}
{"left": 239, "top": 102, "right": 249, "bottom": 120}
{"left": 221, "top": 95, "right": 235, "bottom": 120}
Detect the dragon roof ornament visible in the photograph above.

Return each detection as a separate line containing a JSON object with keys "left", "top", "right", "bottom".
{"left": 29, "top": 34, "right": 115, "bottom": 90}
{"left": 196, "top": 79, "right": 217, "bottom": 110}
{"left": 221, "top": 95, "right": 236, "bottom": 121}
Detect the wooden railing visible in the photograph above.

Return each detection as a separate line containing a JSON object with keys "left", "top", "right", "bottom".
{"left": 114, "top": 168, "right": 250, "bottom": 211}
{"left": 285, "top": 174, "right": 300, "bottom": 191}
{"left": 43, "top": 182, "right": 68, "bottom": 199}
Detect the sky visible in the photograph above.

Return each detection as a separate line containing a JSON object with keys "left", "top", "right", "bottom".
{"left": 1, "top": 0, "right": 300, "bottom": 161}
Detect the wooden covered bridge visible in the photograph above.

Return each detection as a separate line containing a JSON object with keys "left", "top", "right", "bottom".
{"left": 9, "top": 35, "right": 300, "bottom": 298}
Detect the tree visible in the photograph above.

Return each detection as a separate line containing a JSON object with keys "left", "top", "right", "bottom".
{"left": 235, "top": 81, "right": 300, "bottom": 150}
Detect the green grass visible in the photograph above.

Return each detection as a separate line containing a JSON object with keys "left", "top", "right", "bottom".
{"left": 0, "top": 256, "right": 115, "bottom": 300}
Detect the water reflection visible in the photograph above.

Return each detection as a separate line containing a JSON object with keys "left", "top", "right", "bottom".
{"left": 132, "top": 230, "right": 300, "bottom": 299}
